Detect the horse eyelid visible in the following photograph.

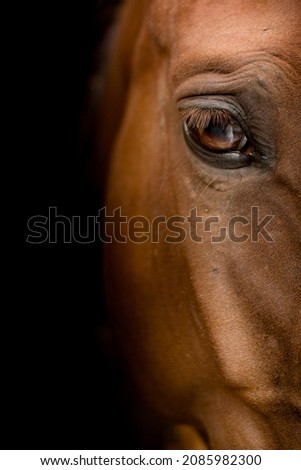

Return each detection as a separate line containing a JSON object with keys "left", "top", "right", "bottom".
{"left": 179, "top": 107, "right": 238, "bottom": 130}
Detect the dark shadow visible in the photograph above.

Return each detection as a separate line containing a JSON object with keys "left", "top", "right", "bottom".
{"left": 15, "top": 0, "right": 140, "bottom": 450}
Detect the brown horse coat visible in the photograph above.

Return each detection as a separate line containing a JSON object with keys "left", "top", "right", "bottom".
{"left": 99, "top": 0, "right": 301, "bottom": 449}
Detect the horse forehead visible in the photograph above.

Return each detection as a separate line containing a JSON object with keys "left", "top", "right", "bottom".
{"left": 150, "top": 0, "right": 301, "bottom": 21}
{"left": 149, "top": 0, "right": 301, "bottom": 53}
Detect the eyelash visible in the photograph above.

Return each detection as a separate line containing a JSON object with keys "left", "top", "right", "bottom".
{"left": 179, "top": 107, "right": 234, "bottom": 130}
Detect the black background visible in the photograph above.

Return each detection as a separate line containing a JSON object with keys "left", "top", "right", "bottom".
{"left": 15, "top": 0, "right": 133, "bottom": 449}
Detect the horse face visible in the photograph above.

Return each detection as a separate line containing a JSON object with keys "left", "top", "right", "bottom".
{"left": 103, "top": 0, "right": 301, "bottom": 449}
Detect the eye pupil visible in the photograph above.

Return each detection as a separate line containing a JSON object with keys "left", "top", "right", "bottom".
{"left": 190, "top": 120, "right": 247, "bottom": 152}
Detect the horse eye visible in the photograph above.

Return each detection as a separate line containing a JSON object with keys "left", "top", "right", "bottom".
{"left": 179, "top": 105, "right": 256, "bottom": 168}
{"left": 185, "top": 118, "right": 251, "bottom": 155}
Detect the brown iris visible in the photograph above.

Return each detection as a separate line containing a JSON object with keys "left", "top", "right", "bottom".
{"left": 181, "top": 107, "right": 252, "bottom": 155}
{"left": 192, "top": 120, "right": 247, "bottom": 151}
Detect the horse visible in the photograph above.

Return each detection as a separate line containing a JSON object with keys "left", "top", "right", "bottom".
{"left": 97, "top": 0, "right": 301, "bottom": 449}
